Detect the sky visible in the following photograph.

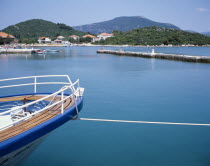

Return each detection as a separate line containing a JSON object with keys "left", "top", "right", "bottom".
{"left": 1, "top": 0, "right": 210, "bottom": 32}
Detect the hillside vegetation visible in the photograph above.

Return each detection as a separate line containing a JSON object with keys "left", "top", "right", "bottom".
{"left": 94, "top": 27, "right": 210, "bottom": 46}
{"left": 2, "top": 19, "right": 86, "bottom": 43}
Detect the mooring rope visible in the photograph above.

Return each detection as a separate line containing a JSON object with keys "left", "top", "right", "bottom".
{"left": 79, "top": 118, "right": 210, "bottom": 126}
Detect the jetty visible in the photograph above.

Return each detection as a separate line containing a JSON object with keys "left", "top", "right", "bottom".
{"left": 0, "top": 48, "right": 38, "bottom": 54}
{"left": 97, "top": 49, "right": 210, "bottom": 63}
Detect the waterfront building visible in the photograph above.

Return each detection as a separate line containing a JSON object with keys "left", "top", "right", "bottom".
{"left": 0, "top": 32, "right": 15, "bottom": 44}
{"left": 82, "top": 34, "right": 95, "bottom": 38}
{"left": 0, "top": 32, "right": 15, "bottom": 39}
{"left": 54, "top": 39, "right": 62, "bottom": 44}
{"left": 97, "top": 33, "right": 113, "bottom": 40}
{"left": 92, "top": 33, "right": 113, "bottom": 42}
{"left": 69, "top": 35, "right": 80, "bottom": 40}
{"left": 38, "top": 37, "right": 51, "bottom": 43}
{"left": 82, "top": 34, "right": 96, "bottom": 43}
{"left": 57, "top": 36, "right": 65, "bottom": 40}
{"left": 92, "top": 37, "right": 100, "bottom": 42}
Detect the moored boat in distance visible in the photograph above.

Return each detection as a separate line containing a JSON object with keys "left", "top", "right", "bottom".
{"left": 35, "top": 49, "right": 46, "bottom": 54}
{"left": 46, "top": 49, "right": 60, "bottom": 52}
{"left": 0, "top": 75, "right": 84, "bottom": 166}
{"left": 64, "top": 43, "right": 73, "bottom": 47}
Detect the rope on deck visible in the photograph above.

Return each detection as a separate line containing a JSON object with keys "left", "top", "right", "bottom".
{"left": 79, "top": 118, "right": 210, "bottom": 126}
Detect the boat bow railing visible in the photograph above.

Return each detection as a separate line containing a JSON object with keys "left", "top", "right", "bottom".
{"left": 0, "top": 75, "right": 76, "bottom": 93}
{"left": 0, "top": 75, "right": 84, "bottom": 130}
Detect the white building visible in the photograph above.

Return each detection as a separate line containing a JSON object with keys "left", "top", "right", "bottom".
{"left": 92, "top": 37, "right": 100, "bottom": 42}
{"left": 53, "top": 39, "right": 62, "bottom": 44}
{"left": 98, "top": 33, "right": 113, "bottom": 40}
{"left": 92, "top": 33, "right": 114, "bottom": 42}
{"left": 38, "top": 37, "right": 51, "bottom": 43}
{"left": 69, "top": 35, "right": 80, "bottom": 40}
{"left": 57, "top": 36, "right": 65, "bottom": 40}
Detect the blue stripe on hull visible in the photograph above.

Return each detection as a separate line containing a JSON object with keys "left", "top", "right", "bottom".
{"left": 0, "top": 94, "right": 83, "bottom": 157}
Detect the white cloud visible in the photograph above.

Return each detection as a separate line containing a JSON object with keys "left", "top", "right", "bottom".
{"left": 196, "top": 8, "right": 209, "bottom": 12}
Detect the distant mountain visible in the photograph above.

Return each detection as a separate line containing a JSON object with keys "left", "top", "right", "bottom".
{"left": 94, "top": 26, "right": 210, "bottom": 46}
{"left": 2, "top": 19, "right": 86, "bottom": 40}
{"left": 185, "top": 31, "right": 210, "bottom": 37}
{"left": 201, "top": 32, "right": 210, "bottom": 37}
{"left": 73, "top": 16, "right": 180, "bottom": 34}
{"left": 185, "top": 30, "right": 197, "bottom": 33}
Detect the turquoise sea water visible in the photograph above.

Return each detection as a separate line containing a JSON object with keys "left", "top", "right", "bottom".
{"left": 1, "top": 46, "right": 210, "bottom": 166}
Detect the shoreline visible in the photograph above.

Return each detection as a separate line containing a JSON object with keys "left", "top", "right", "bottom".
{"left": 2, "top": 43, "right": 210, "bottom": 48}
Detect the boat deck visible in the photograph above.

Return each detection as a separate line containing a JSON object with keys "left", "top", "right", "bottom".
{"left": 0, "top": 95, "right": 74, "bottom": 142}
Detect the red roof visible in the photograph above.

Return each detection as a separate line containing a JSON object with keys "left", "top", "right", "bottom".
{"left": 82, "top": 34, "right": 95, "bottom": 38}
{"left": 39, "top": 37, "right": 46, "bottom": 40}
{"left": 69, "top": 35, "right": 79, "bottom": 37}
{"left": 57, "top": 36, "right": 64, "bottom": 38}
{"left": 0, "top": 32, "right": 15, "bottom": 38}
{"left": 98, "top": 33, "right": 113, "bottom": 36}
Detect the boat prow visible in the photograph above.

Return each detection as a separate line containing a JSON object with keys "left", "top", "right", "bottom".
{"left": 0, "top": 75, "right": 84, "bottom": 165}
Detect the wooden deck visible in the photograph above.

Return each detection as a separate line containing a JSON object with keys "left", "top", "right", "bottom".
{"left": 0, "top": 95, "right": 74, "bottom": 142}
{"left": 0, "top": 95, "right": 58, "bottom": 102}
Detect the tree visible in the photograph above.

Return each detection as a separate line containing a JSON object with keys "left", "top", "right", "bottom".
{"left": 80, "top": 37, "right": 92, "bottom": 43}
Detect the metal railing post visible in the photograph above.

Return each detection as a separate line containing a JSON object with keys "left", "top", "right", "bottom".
{"left": 34, "top": 77, "right": 37, "bottom": 93}
{"left": 61, "top": 91, "right": 64, "bottom": 114}
{"left": 66, "top": 75, "right": 76, "bottom": 92}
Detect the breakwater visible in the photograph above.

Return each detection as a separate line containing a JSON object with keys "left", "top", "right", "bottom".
{"left": 0, "top": 48, "right": 38, "bottom": 54}
{"left": 97, "top": 49, "right": 210, "bottom": 63}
